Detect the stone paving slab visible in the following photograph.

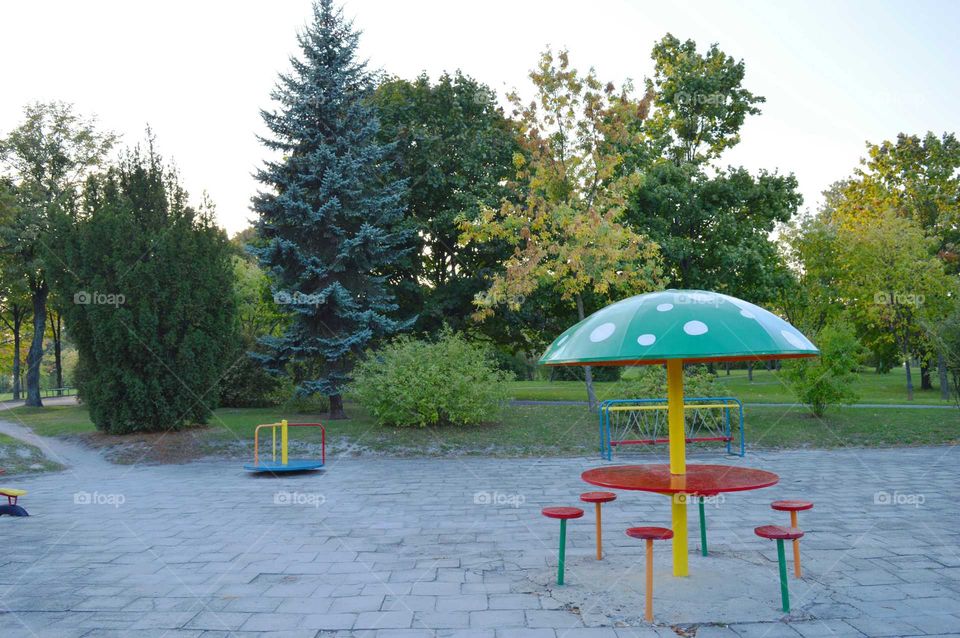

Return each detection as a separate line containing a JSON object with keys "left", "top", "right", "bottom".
{"left": 0, "top": 445, "right": 957, "bottom": 637}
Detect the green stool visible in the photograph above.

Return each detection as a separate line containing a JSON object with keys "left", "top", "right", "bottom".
{"left": 542, "top": 506, "right": 584, "bottom": 585}
{"left": 755, "top": 524, "right": 805, "bottom": 612}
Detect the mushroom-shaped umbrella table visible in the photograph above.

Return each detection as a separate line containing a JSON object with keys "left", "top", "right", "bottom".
{"left": 538, "top": 289, "right": 818, "bottom": 576}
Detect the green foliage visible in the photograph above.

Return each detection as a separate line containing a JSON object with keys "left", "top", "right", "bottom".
{"left": 54, "top": 143, "right": 237, "bottom": 434}
{"left": 783, "top": 322, "right": 863, "bottom": 417}
{"left": 851, "top": 132, "right": 960, "bottom": 272}
{"left": 0, "top": 102, "right": 116, "bottom": 406}
{"left": 372, "top": 72, "right": 520, "bottom": 340}
{"left": 351, "top": 331, "right": 510, "bottom": 427}
{"left": 613, "top": 365, "right": 720, "bottom": 400}
{"left": 218, "top": 256, "right": 284, "bottom": 408}
{"left": 644, "top": 34, "right": 764, "bottom": 164}
{"left": 930, "top": 301, "right": 960, "bottom": 407}
{"left": 621, "top": 36, "right": 800, "bottom": 304}
{"left": 626, "top": 161, "right": 799, "bottom": 302}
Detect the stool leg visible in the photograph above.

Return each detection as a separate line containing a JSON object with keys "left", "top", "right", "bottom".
{"left": 776, "top": 538, "right": 790, "bottom": 612}
{"left": 557, "top": 519, "right": 567, "bottom": 586}
{"left": 645, "top": 538, "right": 654, "bottom": 622}
{"left": 595, "top": 503, "right": 603, "bottom": 560}
{"left": 790, "top": 511, "right": 801, "bottom": 578}
{"left": 698, "top": 496, "right": 707, "bottom": 556}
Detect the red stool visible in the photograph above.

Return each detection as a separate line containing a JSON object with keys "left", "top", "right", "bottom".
{"left": 580, "top": 491, "right": 617, "bottom": 560}
{"left": 755, "top": 525, "right": 804, "bottom": 612}
{"left": 542, "top": 507, "right": 584, "bottom": 585}
{"left": 771, "top": 500, "right": 813, "bottom": 577}
{"left": 626, "top": 526, "right": 673, "bottom": 622}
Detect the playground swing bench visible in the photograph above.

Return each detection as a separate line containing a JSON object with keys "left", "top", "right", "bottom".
{"left": 598, "top": 397, "right": 745, "bottom": 461}
{"left": 244, "top": 419, "right": 326, "bottom": 473}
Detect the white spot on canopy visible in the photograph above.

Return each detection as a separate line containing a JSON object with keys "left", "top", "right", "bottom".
{"left": 781, "top": 330, "right": 808, "bottom": 349}
{"left": 590, "top": 322, "right": 617, "bottom": 343}
{"left": 683, "top": 320, "right": 708, "bottom": 336}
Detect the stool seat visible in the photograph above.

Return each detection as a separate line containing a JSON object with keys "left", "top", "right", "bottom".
{"left": 626, "top": 526, "right": 674, "bottom": 541}
{"left": 542, "top": 506, "right": 584, "bottom": 520}
{"left": 755, "top": 525, "right": 804, "bottom": 541}
{"left": 0, "top": 489, "right": 27, "bottom": 497}
{"left": 580, "top": 491, "right": 617, "bottom": 504}
{"left": 771, "top": 500, "right": 813, "bottom": 512}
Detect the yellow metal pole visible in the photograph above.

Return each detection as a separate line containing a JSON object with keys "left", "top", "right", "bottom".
{"left": 272, "top": 426, "right": 277, "bottom": 462}
{"left": 281, "top": 419, "right": 289, "bottom": 466}
{"left": 667, "top": 358, "right": 688, "bottom": 576}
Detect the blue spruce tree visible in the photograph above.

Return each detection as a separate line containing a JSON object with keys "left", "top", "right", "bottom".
{"left": 252, "top": 0, "right": 411, "bottom": 419}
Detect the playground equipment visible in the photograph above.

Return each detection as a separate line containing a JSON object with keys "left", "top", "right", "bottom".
{"left": 625, "top": 526, "right": 674, "bottom": 621}
{"left": 243, "top": 419, "right": 325, "bottom": 473}
{"left": 0, "top": 488, "right": 29, "bottom": 516}
{"left": 598, "top": 397, "right": 745, "bottom": 460}
{"left": 541, "top": 506, "right": 584, "bottom": 585}
{"left": 540, "top": 289, "right": 818, "bottom": 576}
{"left": 755, "top": 524, "right": 805, "bottom": 612}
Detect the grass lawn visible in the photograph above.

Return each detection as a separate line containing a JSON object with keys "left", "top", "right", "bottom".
{"left": 5, "top": 398, "right": 957, "bottom": 464}
{"left": 511, "top": 366, "right": 954, "bottom": 405}
{"left": 0, "top": 432, "right": 63, "bottom": 475}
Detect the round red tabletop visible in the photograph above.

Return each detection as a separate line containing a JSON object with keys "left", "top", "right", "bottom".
{"left": 581, "top": 464, "right": 779, "bottom": 496}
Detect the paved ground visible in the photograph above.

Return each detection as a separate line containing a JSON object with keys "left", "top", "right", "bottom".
{"left": 0, "top": 430, "right": 957, "bottom": 637}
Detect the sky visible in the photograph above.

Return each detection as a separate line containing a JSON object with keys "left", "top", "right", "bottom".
{"left": 2, "top": 0, "right": 958, "bottom": 235}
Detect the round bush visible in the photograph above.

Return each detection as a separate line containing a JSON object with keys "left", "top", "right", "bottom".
{"left": 351, "top": 332, "right": 510, "bottom": 427}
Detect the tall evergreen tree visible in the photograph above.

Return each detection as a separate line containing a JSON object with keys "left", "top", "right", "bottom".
{"left": 252, "top": 0, "right": 410, "bottom": 419}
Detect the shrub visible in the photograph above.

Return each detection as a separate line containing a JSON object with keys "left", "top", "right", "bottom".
{"left": 783, "top": 321, "right": 862, "bottom": 416}
{"left": 613, "top": 364, "right": 720, "bottom": 400}
{"left": 351, "top": 331, "right": 510, "bottom": 427}
{"left": 218, "top": 346, "right": 281, "bottom": 408}
{"left": 56, "top": 146, "right": 237, "bottom": 434}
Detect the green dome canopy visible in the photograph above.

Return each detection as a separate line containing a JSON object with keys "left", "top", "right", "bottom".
{"left": 539, "top": 289, "right": 818, "bottom": 366}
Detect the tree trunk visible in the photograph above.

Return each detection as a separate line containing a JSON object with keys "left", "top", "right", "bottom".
{"left": 725, "top": 362, "right": 730, "bottom": 376}
{"left": 904, "top": 359, "right": 914, "bottom": 402}
{"left": 48, "top": 309, "right": 63, "bottom": 394}
{"left": 25, "top": 281, "right": 47, "bottom": 408}
{"left": 575, "top": 293, "right": 598, "bottom": 409}
{"left": 10, "top": 308, "right": 24, "bottom": 401}
{"left": 328, "top": 394, "right": 347, "bottom": 420}
{"left": 920, "top": 358, "right": 933, "bottom": 391}
{"left": 939, "top": 352, "right": 950, "bottom": 401}
{"left": 747, "top": 362, "right": 753, "bottom": 382}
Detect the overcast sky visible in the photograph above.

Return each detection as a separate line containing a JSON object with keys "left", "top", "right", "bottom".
{"left": 3, "top": 0, "right": 958, "bottom": 235}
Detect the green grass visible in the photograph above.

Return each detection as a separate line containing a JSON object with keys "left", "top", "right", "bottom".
{"left": 0, "top": 432, "right": 63, "bottom": 475}
{"left": 511, "top": 367, "right": 954, "bottom": 405}
{"left": 5, "top": 397, "right": 958, "bottom": 461}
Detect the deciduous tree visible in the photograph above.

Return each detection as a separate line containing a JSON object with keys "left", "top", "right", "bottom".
{"left": 0, "top": 102, "right": 115, "bottom": 406}
{"left": 460, "top": 49, "right": 662, "bottom": 407}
